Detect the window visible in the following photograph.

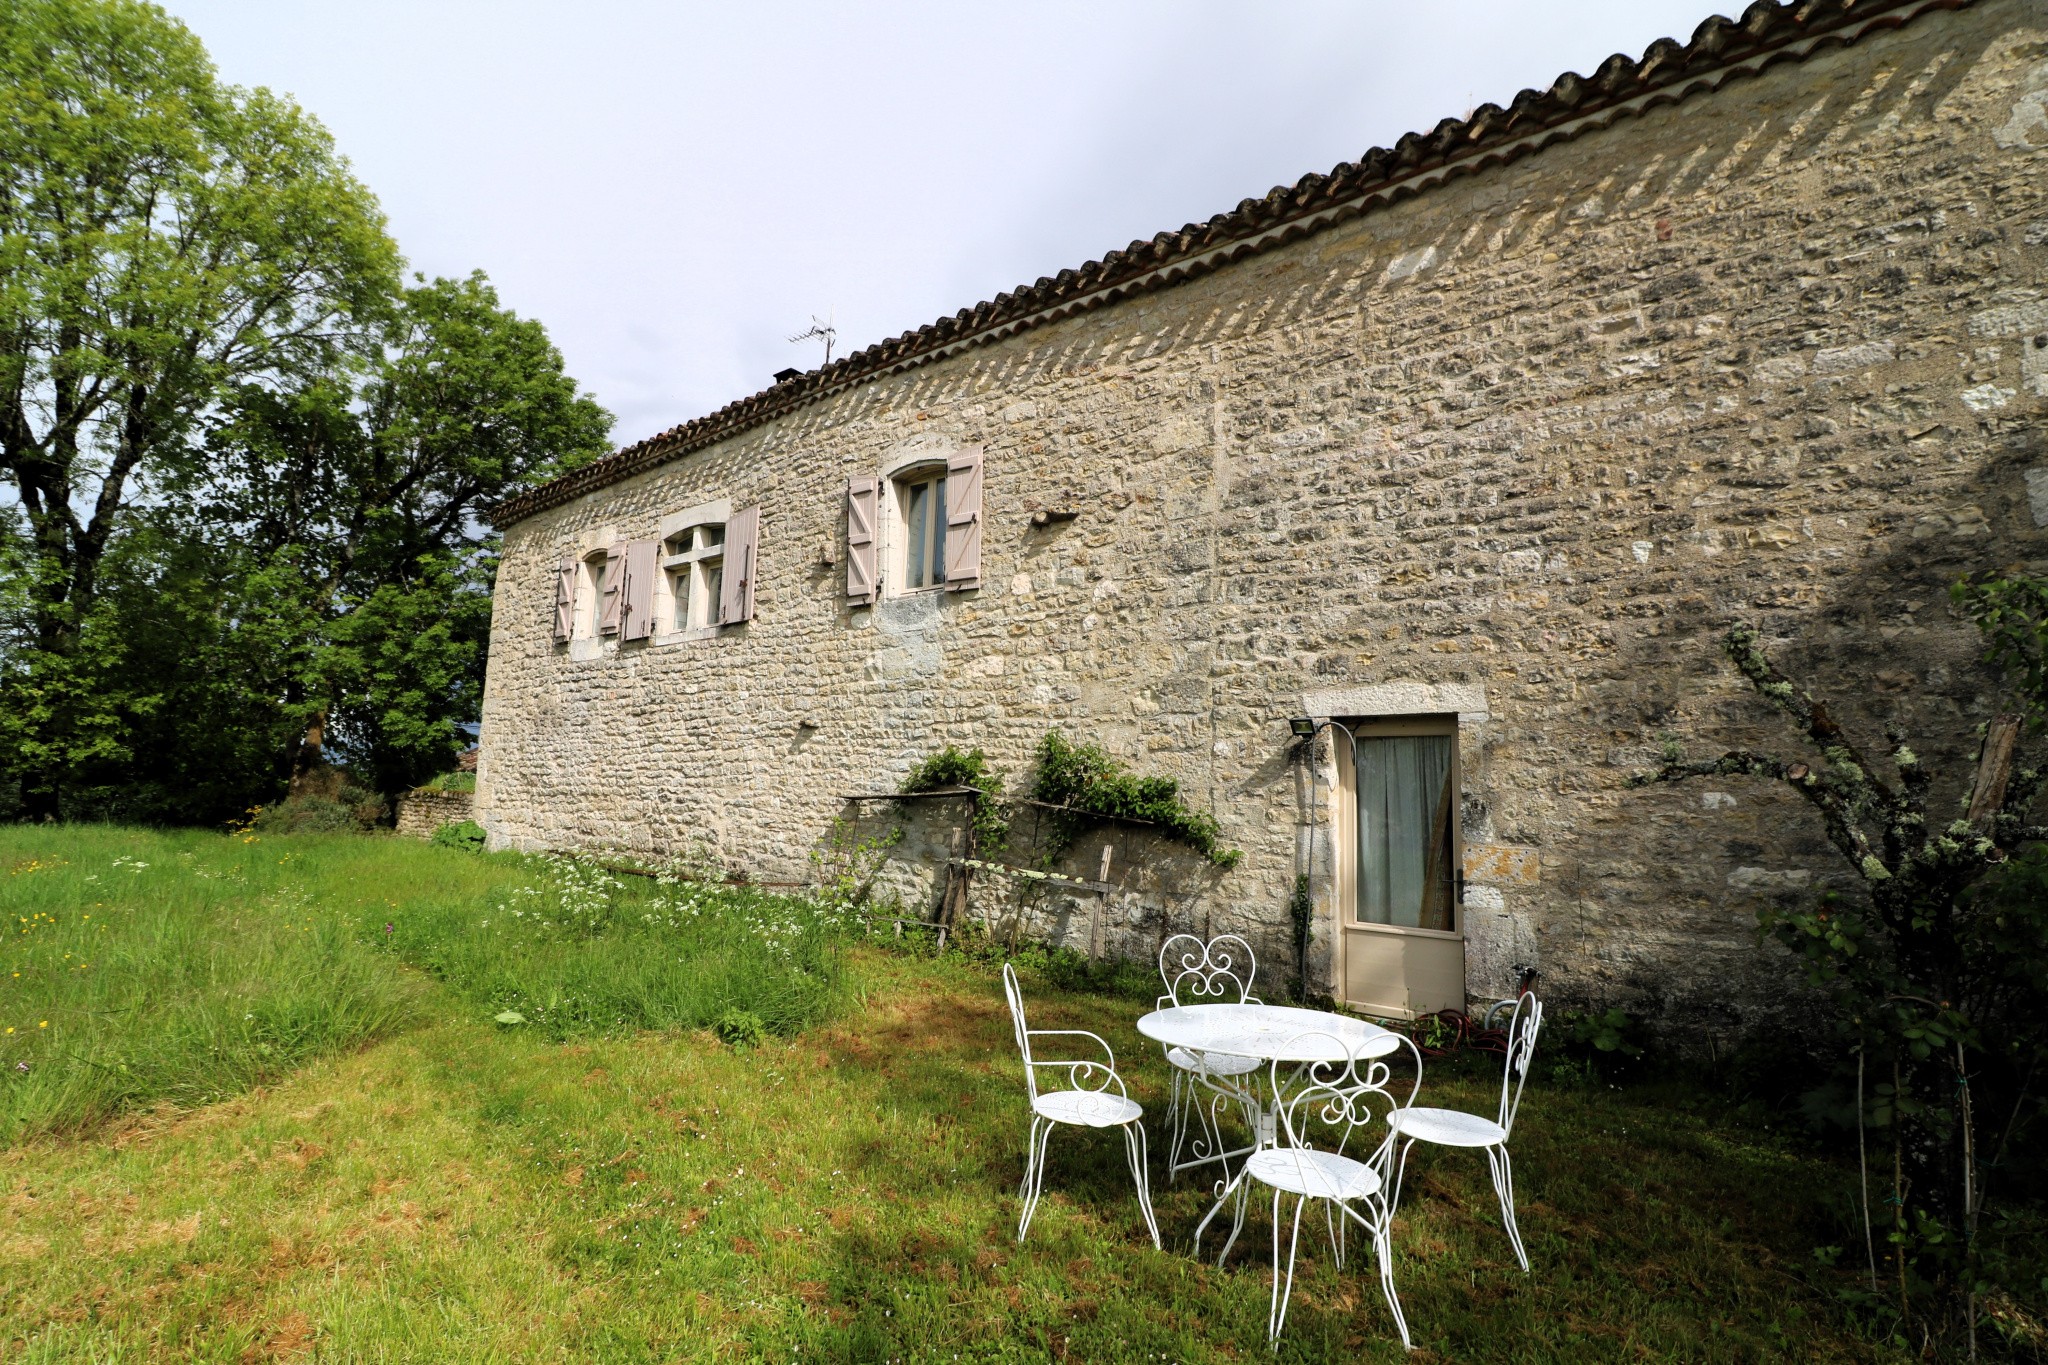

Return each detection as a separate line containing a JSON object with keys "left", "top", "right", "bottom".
{"left": 1349, "top": 722, "right": 1458, "bottom": 932}
{"left": 665, "top": 524, "right": 725, "bottom": 631}
{"left": 895, "top": 466, "right": 947, "bottom": 591}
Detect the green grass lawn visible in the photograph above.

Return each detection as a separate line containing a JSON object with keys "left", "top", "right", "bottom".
{"left": 0, "top": 827, "right": 1896, "bottom": 1362}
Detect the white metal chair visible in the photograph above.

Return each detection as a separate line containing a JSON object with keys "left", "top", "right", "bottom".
{"left": 1157, "top": 933, "right": 1262, "bottom": 1179}
{"left": 1244, "top": 1032, "right": 1412, "bottom": 1351}
{"left": 1386, "top": 989, "right": 1544, "bottom": 1271}
{"left": 1001, "top": 962, "right": 1161, "bottom": 1249}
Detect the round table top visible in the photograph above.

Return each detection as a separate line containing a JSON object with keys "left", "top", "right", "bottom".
{"left": 1136, "top": 1003, "right": 1400, "bottom": 1064}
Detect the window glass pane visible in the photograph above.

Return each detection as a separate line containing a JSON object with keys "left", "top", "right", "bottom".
{"left": 704, "top": 561, "right": 723, "bottom": 625}
{"left": 1354, "top": 734, "right": 1456, "bottom": 931}
{"left": 904, "top": 481, "right": 929, "bottom": 588}
{"left": 671, "top": 570, "right": 690, "bottom": 631}
{"left": 930, "top": 474, "right": 947, "bottom": 585}
{"left": 701, "top": 525, "right": 724, "bottom": 549}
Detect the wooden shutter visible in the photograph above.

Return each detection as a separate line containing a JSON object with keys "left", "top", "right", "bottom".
{"left": 598, "top": 543, "right": 624, "bottom": 634}
{"left": 846, "top": 476, "right": 878, "bottom": 603}
{"left": 620, "top": 540, "right": 658, "bottom": 641}
{"left": 552, "top": 557, "right": 575, "bottom": 642}
{"left": 945, "top": 445, "right": 983, "bottom": 590}
{"left": 720, "top": 506, "right": 760, "bottom": 625}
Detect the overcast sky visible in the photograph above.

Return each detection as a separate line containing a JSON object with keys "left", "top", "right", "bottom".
{"left": 163, "top": 1, "right": 1726, "bottom": 449}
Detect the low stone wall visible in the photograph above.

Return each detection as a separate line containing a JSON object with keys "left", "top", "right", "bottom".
{"left": 396, "top": 789, "right": 476, "bottom": 839}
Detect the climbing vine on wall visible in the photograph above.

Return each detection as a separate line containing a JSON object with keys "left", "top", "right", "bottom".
{"left": 896, "top": 733, "right": 1242, "bottom": 870}
{"left": 900, "top": 746, "right": 1009, "bottom": 853}
{"left": 1030, "top": 731, "right": 1241, "bottom": 869}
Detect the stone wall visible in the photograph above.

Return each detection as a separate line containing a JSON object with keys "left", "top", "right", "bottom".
{"left": 480, "top": 0, "right": 2048, "bottom": 1035}
{"left": 396, "top": 789, "right": 476, "bottom": 840}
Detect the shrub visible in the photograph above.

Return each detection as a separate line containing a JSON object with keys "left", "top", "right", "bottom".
{"left": 713, "top": 1008, "right": 767, "bottom": 1048}
{"left": 253, "top": 794, "right": 369, "bottom": 834}
{"left": 901, "top": 746, "right": 1007, "bottom": 853}
{"left": 419, "top": 771, "right": 477, "bottom": 794}
{"left": 431, "top": 820, "right": 487, "bottom": 852}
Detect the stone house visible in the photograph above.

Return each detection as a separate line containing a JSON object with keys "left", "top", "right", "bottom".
{"left": 479, "top": 0, "right": 2048, "bottom": 1032}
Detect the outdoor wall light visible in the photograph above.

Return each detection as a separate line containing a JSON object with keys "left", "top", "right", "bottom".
{"left": 1287, "top": 716, "right": 1318, "bottom": 738}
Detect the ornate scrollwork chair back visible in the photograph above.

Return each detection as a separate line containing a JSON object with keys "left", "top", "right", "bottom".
{"left": 1155, "top": 933, "right": 1264, "bottom": 1180}
{"left": 1490, "top": 990, "right": 1544, "bottom": 1139}
{"left": 1158, "top": 932, "right": 1260, "bottom": 1007}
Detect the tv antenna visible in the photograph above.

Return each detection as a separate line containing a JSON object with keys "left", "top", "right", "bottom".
{"left": 788, "top": 312, "right": 837, "bottom": 367}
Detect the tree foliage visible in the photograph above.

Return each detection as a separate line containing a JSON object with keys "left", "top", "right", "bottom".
{"left": 0, "top": 0, "right": 612, "bottom": 822}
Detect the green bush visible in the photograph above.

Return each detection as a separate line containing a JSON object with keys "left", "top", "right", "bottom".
{"left": 431, "top": 820, "right": 487, "bottom": 852}
{"left": 713, "top": 1007, "right": 767, "bottom": 1048}
{"left": 419, "top": 770, "right": 477, "bottom": 794}
{"left": 251, "top": 781, "right": 386, "bottom": 834}
{"left": 900, "top": 745, "right": 1007, "bottom": 853}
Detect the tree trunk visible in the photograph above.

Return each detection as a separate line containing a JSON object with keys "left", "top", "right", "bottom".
{"left": 287, "top": 707, "right": 328, "bottom": 795}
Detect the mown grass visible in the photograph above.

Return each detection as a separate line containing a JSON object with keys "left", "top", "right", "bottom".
{"left": 0, "top": 826, "right": 1905, "bottom": 1362}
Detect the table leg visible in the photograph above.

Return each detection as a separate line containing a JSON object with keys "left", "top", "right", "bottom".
{"left": 1190, "top": 1099, "right": 1277, "bottom": 1265}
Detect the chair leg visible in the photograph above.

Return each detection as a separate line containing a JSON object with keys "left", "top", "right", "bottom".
{"left": 1018, "top": 1117, "right": 1054, "bottom": 1244}
{"left": 1390, "top": 1137, "right": 1416, "bottom": 1215}
{"left": 1268, "top": 1192, "right": 1309, "bottom": 1346}
{"left": 1120, "top": 1121, "right": 1162, "bottom": 1249}
{"left": 1487, "top": 1144, "right": 1529, "bottom": 1272}
{"left": 1165, "top": 1070, "right": 1186, "bottom": 1177}
{"left": 1372, "top": 1207, "right": 1413, "bottom": 1351}
{"left": 1191, "top": 1164, "right": 1246, "bottom": 1258}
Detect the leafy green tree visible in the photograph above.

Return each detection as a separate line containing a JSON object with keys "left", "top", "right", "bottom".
{"left": 0, "top": 0, "right": 399, "bottom": 817}
{"left": 0, "top": 3, "right": 612, "bottom": 822}
{"left": 203, "top": 271, "right": 612, "bottom": 794}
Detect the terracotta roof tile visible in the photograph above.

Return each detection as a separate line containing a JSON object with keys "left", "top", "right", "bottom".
{"left": 493, "top": 0, "right": 1974, "bottom": 529}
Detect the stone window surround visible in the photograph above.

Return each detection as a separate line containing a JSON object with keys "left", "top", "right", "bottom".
{"left": 653, "top": 498, "right": 734, "bottom": 646}
{"left": 876, "top": 445, "right": 962, "bottom": 601}
{"left": 562, "top": 525, "right": 617, "bottom": 662}
{"left": 1302, "top": 682, "right": 1489, "bottom": 729}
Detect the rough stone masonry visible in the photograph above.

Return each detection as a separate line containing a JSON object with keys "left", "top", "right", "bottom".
{"left": 481, "top": 0, "right": 2048, "bottom": 1036}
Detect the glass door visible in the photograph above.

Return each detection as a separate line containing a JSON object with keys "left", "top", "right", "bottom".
{"left": 1335, "top": 717, "right": 1465, "bottom": 1017}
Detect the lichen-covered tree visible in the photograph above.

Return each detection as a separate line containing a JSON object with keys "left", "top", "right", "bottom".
{"left": 1634, "top": 603, "right": 2048, "bottom": 1344}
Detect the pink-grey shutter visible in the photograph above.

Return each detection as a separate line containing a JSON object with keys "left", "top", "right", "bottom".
{"left": 719, "top": 506, "right": 760, "bottom": 625}
{"left": 846, "top": 476, "right": 878, "bottom": 603}
{"left": 551, "top": 557, "right": 575, "bottom": 642}
{"left": 598, "top": 543, "right": 624, "bottom": 634}
{"left": 944, "top": 445, "right": 983, "bottom": 590}
{"left": 620, "top": 540, "right": 658, "bottom": 641}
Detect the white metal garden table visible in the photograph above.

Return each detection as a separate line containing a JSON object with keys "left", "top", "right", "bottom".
{"left": 1136, "top": 1002, "right": 1403, "bottom": 1261}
